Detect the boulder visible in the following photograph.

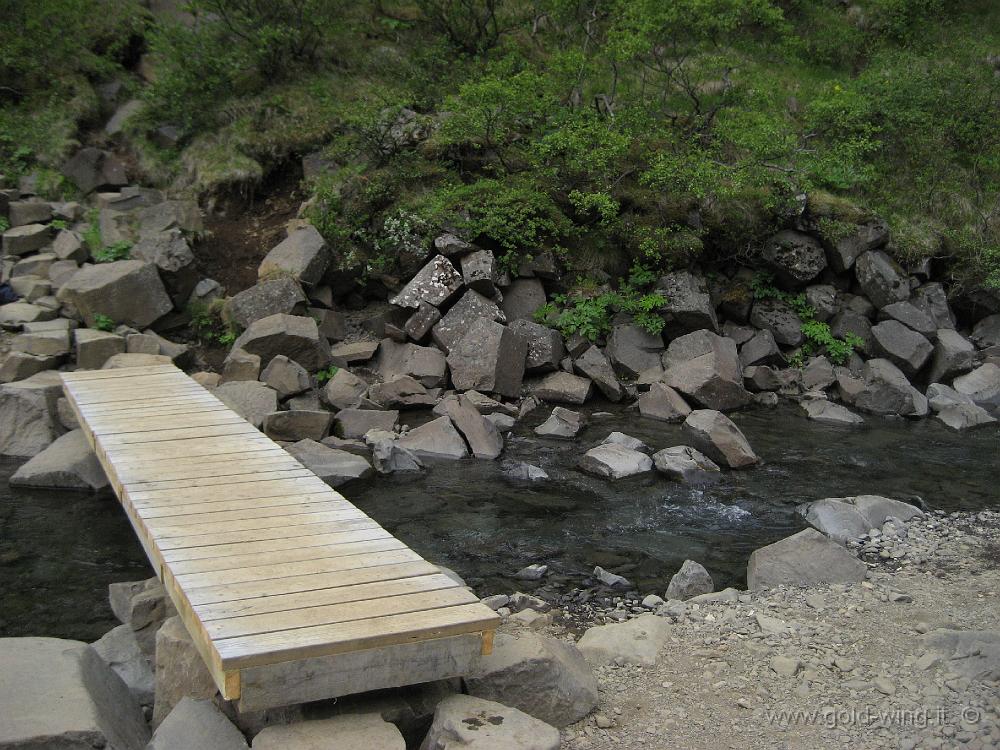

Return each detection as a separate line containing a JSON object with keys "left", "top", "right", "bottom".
{"left": 376, "top": 339, "right": 448, "bottom": 389}
{"left": 61, "top": 147, "right": 127, "bottom": 193}
{"left": 220, "top": 348, "right": 262, "bottom": 383}
{"left": 390, "top": 255, "right": 464, "bottom": 309}
{"left": 936, "top": 403, "right": 997, "bottom": 430}
{"left": 953, "top": 362, "right": 1000, "bottom": 408}
{"left": 662, "top": 331, "right": 750, "bottom": 411}
{"left": 606, "top": 323, "right": 664, "bottom": 378}
{"left": 231, "top": 313, "right": 332, "bottom": 371}
{"left": 224, "top": 278, "right": 306, "bottom": 329}
{"left": 802, "top": 355, "right": 836, "bottom": 390}
{"left": 871, "top": 320, "right": 933, "bottom": 377}
{"left": 258, "top": 225, "right": 330, "bottom": 286}
{"left": 855, "top": 250, "right": 910, "bottom": 309}
{"left": 762, "top": 230, "right": 827, "bottom": 286}
{"left": 2, "top": 223, "right": 51, "bottom": 256}
{"left": 739, "top": 329, "right": 784, "bottom": 368}
{"left": 460, "top": 248, "right": 498, "bottom": 295}
{"left": 213, "top": 381, "right": 279, "bottom": 428}
{"left": 798, "top": 498, "right": 870, "bottom": 544}
{"left": 912, "top": 282, "right": 956, "bottom": 330}
{"left": 369, "top": 376, "right": 437, "bottom": 409}
{"left": 404, "top": 301, "right": 442, "bottom": 341}
{"left": 370, "top": 436, "right": 424, "bottom": 474}
{"left": 573, "top": 345, "right": 623, "bottom": 402}
{"left": 8, "top": 200, "right": 52, "bottom": 227}
{"left": 438, "top": 395, "right": 504, "bottom": 459}
{"left": 0, "top": 350, "right": 61, "bottom": 383}
{"left": 853, "top": 359, "right": 928, "bottom": 417}
{"left": 322, "top": 368, "right": 369, "bottom": 410}
{"left": 508, "top": 319, "right": 564, "bottom": 373}
{"left": 577, "top": 443, "right": 653, "bottom": 479}
{"left": 830, "top": 309, "right": 875, "bottom": 356}
{"left": 927, "top": 329, "right": 975, "bottom": 383}
{"left": 804, "top": 284, "right": 839, "bottom": 322}
{"left": 534, "top": 407, "right": 583, "bottom": 439}
{"left": 746, "top": 528, "right": 867, "bottom": 590}
{"left": 130, "top": 230, "right": 198, "bottom": 306}
{"left": 654, "top": 271, "right": 718, "bottom": 337}
{"left": 847, "top": 494, "right": 924, "bottom": 526}
{"left": 577, "top": 614, "right": 671, "bottom": 667}
{"left": 259, "top": 354, "right": 311, "bottom": 398}
{"left": 652, "top": 446, "right": 720, "bottom": 484}
{"left": 431, "top": 289, "right": 506, "bottom": 353}
{"left": 681, "top": 409, "right": 758, "bottom": 469}
{"left": 448, "top": 318, "right": 527, "bottom": 398}
{"left": 58, "top": 260, "right": 173, "bottom": 329}
{"left": 0, "top": 301, "right": 58, "bottom": 326}
{"left": 12, "top": 252, "right": 58, "bottom": 278}
{"left": 148, "top": 697, "right": 248, "bottom": 750}
{"left": 532, "top": 371, "right": 592, "bottom": 404}
{"left": 465, "top": 633, "right": 598, "bottom": 728}
{"left": 500, "top": 278, "right": 547, "bottom": 321}
{"left": 801, "top": 399, "right": 865, "bottom": 425}
{"left": 108, "top": 577, "right": 177, "bottom": 657}
{"left": 971, "top": 314, "right": 1000, "bottom": 350}
{"left": 823, "top": 218, "right": 889, "bottom": 272}
{"left": 420, "top": 695, "right": 559, "bottom": 750}
{"left": 255, "top": 714, "right": 404, "bottom": 750}
{"left": 601, "top": 431, "right": 649, "bottom": 452}
{"left": 335, "top": 408, "right": 399, "bottom": 439}
{"left": 92, "top": 624, "right": 154, "bottom": 708}
{"left": 9, "top": 429, "right": 107, "bottom": 491}
{"left": 637, "top": 382, "right": 691, "bottom": 422}
{"left": 286, "top": 439, "right": 374, "bottom": 486}
{"left": 743, "top": 365, "right": 782, "bottom": 393}
{"left": 749, "top": 299, "right": 804, "bottom": 347}
{"left": 919, "top": 629, "right": 1000, "bottom": 683}
{"left": 0, "top": 373, "right": 62, "bottom": 457}
{"left": 136, "top": 200, "right": 203, "bottom": 235}
{"left": 397, "top": 416, "right": 469, "bottom": 460}
{"left": 263, "top": 410, "right": 332, "bottom": 441}
{"left": 879, "top": 301, "right": 937, "bottom": 340}
{"left": 73, "top": 329, "right": 125, "bottom": 370}
{"left": 0, "top": 637, "right": 149, "bottom": 749}
{"left": 312, "top": 307, "right": 347, "bottom": 342}
{"left": 102, "top": 353, "right": 173, "bottom": 369}
{"left": 665, "top": 559, "right": 714, "bottom": 600}
{"left": 330, "top": 340, "right": 380, "bottom": 365}
{"left": 153, "top": 617, "right": 217, "bottom": 726}
{"left": 926, "top": 382, "right": 975, "bottom": 412}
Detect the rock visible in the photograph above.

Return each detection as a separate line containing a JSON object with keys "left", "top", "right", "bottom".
{"left": 0, "top": 301, "right": 58, "bottom": 326}
{"left": 871, "top": 320, "right": 933, "bottom": 377}
{"left": 108, "top": 577, "right": 176, "bottom": 656}
{"left": 369, "top": 376, "right": 437, "bottom": 409}
{"left": 853, "top": 359, "right": 928, "bottom": 417}
{"left": 59, "top": 260, "right": 173, "bottom": 329}
{"left": 750, "top": 299, "right": 804, "bottom": 346}
{"left": 600, "top": 431, "right": 648, "bottom": 452}
{"left": 971, "top": 313, "right": 1000, "bottom": 349}
{"left": 92, "top": 625, "right": 154, "bottom": 708}
{"left": 831, "top": 309, "right": 875, "bottom": 356}
{"left": 880, "top": 300, "right": 937, "bottom": 340}
{"left": 263, "top": 410, "right": 332, "bottom": 441}
{"left": 258, "top": 226, "right": 330, "bottom": 286}
{"left": 803, "top": 284, "right": 838, "bottom": 322}
{"left": 448, "top": 318, "right": 527, "bottom": 398}
{"left": 801, "top": 400, "right": 865, "bottom": 425}
{"left": 593, "top": 566, "right": 630, "bottom": 588}
{"left": 335, "top": 408, "right": 399, "bottom": 439}
{"left": 397, "top": 416, "right": 469, "bottom": 460}
{"left": 136, "top": 200, "right": 203, "bottom": 235}
{"left": 508, "top": 319, "right": 564, "bottom": 373}
{"left": 460, "top": 248, "right": 498, "bottom": 295}
{"left": 0, "top": 373, "right": 62, "bottom": 457}
{"left": 682, "top": 409, "right": 758, "bottom": 469}
{"left": 652, "top": 446, "right": 720, "bottom": 484}
{"left": 927, "top": 329, "right": 975, "bottom": 383}
{"left": 153, "top": 616, "right": 217, "bottom": 726}
{"left": 404, "top": 301, "right": 442, "bottom": 342}
{"left": 431, "top": 289, "right": 506, "bottom": 353}
{"left": 3, "top": 223, "right": 51, "bottom": 256}
{"left": 577, "top": 614, "right": 671, "bottom": 667}
{"left": 465, "top": 633, "right": 598, "bottom": 728}
{"left": 231, "top": 314, "right": 332, "bottom": 372}
{"left": 12, "top": 252, "right": 58, "bottom": 278}
{"left": 61, "top": 147, "right": 127, "bottom": 193}
{"left": 577, "top": 443, "right": 652, "bottom": 479}
{"left": 73, "top": 329, "right": 124, "bottom": 370}
{"left": 606, "top": 323, "right": 664, "bottom": 378}
{"left": 259, "top": 354, "right": 311, "bottom": 398}
{"left": 654, "top": 271, "right": 718, "bottom": 337}
{"left": 514, "top": 564, "right": 548, "bottom": 580}
{"left": 636, "top": 382, "right": 691, "bottom": 422}
{"left": 390, "top": 255, "right": 464, "bottom": 309}
{"left": 322, "top": 368, "right": 369, "bottom": 409}
{"left": 8, "top": 200, "right": 52, "bottom": 227}
{"left": 0, "top": 637, "right": 149, "bottom": 749}
{"left": 925, "top": 382, "right": 974, "bottom": 411}
{"left": 499, "top": 278, "right": 547, "bottom": 321}
{"left": 855, "top": 250, "right": 910, "bottom": 308}
{"left": 420, "top": 694, "right": 560, "bottom": 750}
{"left": 287, "top": 439, "right": 374, "bottom": 486}
{"left": 662, "top": 330, "right": 750, "bottom": 411}
{"left": 665, "top": 559, "right": 714, "bottom": 600}
{"left": 824, "top": 218, "right": 889, "bottom": 272}
{"left": 376, "top": 339, "right": 448, "bottom": 389}
{"left": 130, "top": 230, "right": 197, "bottom": 306}
{"left": 148, "top": 697, "right": 248, "bottom": 750}
{"left": 798, "top": 498, "right": 871, "bottom": 544}
{"left": 505, "top": 462, "right": 548, "bottom": 481}
{"left": 370, "top": 437, "right": 423, "bottom": 474}
{"left": 912, "top": 282, "right": 955, "bottom": 329}
{"left": 762, "top": 230, "right": 827, "bottom": 286}
{"left": 220, "top": 348, "right": 262, "bottom": 383}
{"left": 770, "top": 655, "right": 802, "bottom": 677}
{"left": 534, "top": 406, "right": 583, "bottom": 438}
{"left": 573, "top": 345, "right": 622, "bottom": 402}
{"left": 225, "top": 278, "right": 306, "bottom": 329}
{"left": 439, "top": 395, "right": 504, "bottom": 459}
{"left": 532, "top": 371, "right": 592, "bottom": 404}
{"left": 739, "top": 329, "right": 784, "bottom": 367}
{"left": 936, "top": 402, "right": 997, "bottom": 430}
{"left": 312, "top": 308, "right": 347, "bottom": 342}
{"left": 255, "top": 714, "right": 404, "bottom": 750}
{"left": 213, "top": 381, "right": 279, "bottom": 427}
{"left": 9, "top": 429, "right": 107, "bottom": 491}
{"left": 0, "top": 350, "right": 62, "bottom": 382}
{"left": 920, "top": 629, "right": 1000, "bottom": 682}
{"left": 952, "top": 363, "right": 1000, "bottom": 408}
{"left": 746, "top": 528, "right": 867, "bottom": 590}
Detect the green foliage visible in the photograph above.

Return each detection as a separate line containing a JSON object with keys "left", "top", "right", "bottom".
{"left": 188, "top": 300, "right": 238, "bottom": 346}
{"left": 415, "top": 0, "right": 506, "bottom": 54}
{"left": 0, "top": 216, "right": 8, "bottom": 233}
{"left": 93, "top": 241, "right": 132, "bottom": 263}
{"left": 92, "top": 314, "right": 115, "bottom": 332}
{"left": 315, "top": 364, "right": 340, "bottom": 384}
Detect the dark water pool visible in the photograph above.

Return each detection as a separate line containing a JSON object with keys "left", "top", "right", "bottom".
{"left": 1, "top": 403, "right": 996, "bottom": 640}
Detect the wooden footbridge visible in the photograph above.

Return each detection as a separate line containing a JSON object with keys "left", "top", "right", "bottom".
{"left": 61, "top": 364, "right": 499, "bottom": 711}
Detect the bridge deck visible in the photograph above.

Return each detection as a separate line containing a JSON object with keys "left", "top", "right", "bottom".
{"left": 61, "top": 364, "right": 498, "bottom": 711}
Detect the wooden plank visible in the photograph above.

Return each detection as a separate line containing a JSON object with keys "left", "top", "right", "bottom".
{"left": 141, "top": 500, "right": 360, "bottom": 528}
{"left": 125, "top": 469, "right": 315, "bottom": 493}
{"left": 120, "top": 456, "right": 305, "bottom": 482}
{"left": 90, "top": 435, "right": 278, "bottom": 461}
{"left": 162, "top": 526, "right": 393, "bottom": 562}
{"left": 80, "top": 395, "right": 222, "bottom": 415}
{"left": 147, "top": 509, "right": 370, "bottom": 539}
{"left": 156, "top": 517, "right": 383, "bottom": 551}
{"left": 63, "top": 370, "right": 194, "bottom": 388}
{"left": 88, "top": 410, "right": 249, "bottom": 433}
{"left": 128, "top": 476, "right": 334, "bottom": 506}
{"left": 99, "top": 423, "right": 257, "bottom": 446}
{"left": 136, "top": 492, "right": 347, "bottom": 519}
{"left": 111, "top": 447, "right": 290, "bottom": 474}
{"left": 61, "top": 364, "right": 180, "bottom": 381}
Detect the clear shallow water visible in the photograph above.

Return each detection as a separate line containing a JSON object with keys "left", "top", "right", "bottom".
{"left": 0, "top": 403, "right": 996, "bottom": 640}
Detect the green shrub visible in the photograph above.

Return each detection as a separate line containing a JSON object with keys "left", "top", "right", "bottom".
{"left": 93, "top": 314, "right": 116, "bottom": 332}
{"left": 94, "top": 241, "right": 132, "bottom": 263}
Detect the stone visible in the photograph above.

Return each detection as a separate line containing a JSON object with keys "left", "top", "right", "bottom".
{"left": 739, "top": 329, "right": 784, "bottom": 367}
{"left": 799, "top": 498, "right": 871, "bottom": 544}
{"left": 746, "top": 528, "right": 867, "bottom": 590}
{"left": 606, "top": 323, "right": 664, "bottom": 378}
{"left": 912, "top": 282, "right": 956, "bottom": 330}
{"left": 0, "top": 637, "right": 149, "bottom": 749}
{"left": 312, "top": 308, "right": 347, "bottom": 342}
{"left": 871, "top": 320, "right": 933, "bottom": 377}
{"left": 505, "top": 462, "right": 548, "bottom": 481}
{"left": 420, "top": 695, "right": 560, "bottom": 750}
{"left": 601, "top": 431, "right": 648, "bottom": 452}
{"left": 853, "top": 359, "right": 928, "bottom": 417}
{"left": 804, "top": 284, "right": 839, "bottom": 322}
{"left": 8, "top": 200, "right": 52, "bottom": 227}
{"left": 762, "top": 230, "right": 827, "bottom": 286}
{"left": 880, "top": 300, "right": 937, "bottom": 340}
{"left": 61, "top": 147, "right": 127, "bottom": 193}
{"left": 434, "top": 232, "right": 474, "bottom": 257}
{"left": 465, "top": 633, "right": 598, "bottom": 728}
{"left": 231, "top": 314, "right": 332, "bottom": 371}
{"left": 652, "top": 446, "right": 720, "bottom": 484}
{"left": 103, "top": 353, "right": 173, "bottom": 369}
{"left": 0, "top": 373, "right": 62, "bottom": 456}
{"left": 92, "top": 625, "right": 154, "bottom": 708}
{"left": 971, "top": 313, "right": 1000, "bottom": 349}
{"left": 148, "top": 697, "right": 248, "bottom": 750}
{"left": 403, "top": 301, "right": 442, "bottom": 342}
{"left": 460, "top": 248, "right": 498, "bottom": 295}
{"left": 499, "top": 278, "right": 547, "bottom": 321}
{"left": 439, "top": 395, "right": 504, "bottom": 459}
{"left": 136, "top": 200, "right": 203, "bottom": 235}
{"left": 108, "top": 578, "right": 177, "bottom": 657}
{"left": 577, "top": 614, "right": 671, "bottom": 667}
{"left": 130, "top": 230, "right": 198, "bottom": 305}
{"left": 936, "top": 403, "right": 996, "bottom": 430}
{"left": 448, "top": 318, "right": 527, "bottom": 398}
{"left": 0, "top": 350, "right": 61, "bottom": 382}
{"left": 927, "top": 329, "right": 975, "bottom": 383}
{"left": 126, "top": 332, "right": 160, "bottom": 355}
{"left": 9, "top": 429, "right": 107, "bottom": 491}
{"left": 801, "top": 399, "right": 865, "bottom": 425}
{"left": 770, "top": 655, "right": 802, "bottom": 677}
{"left": 3, "top": 223, "right": 52, "bottom": 256}
{"left": 335, "top": 408, "right": 398, "bottom": 439}
{"left": 258, "top": 225, "right": 330, "bottom": 286}
{"left": 322, "top": 368, "right": 369, "bottom": 409}
{"left": 919, "top": 629, "right": 1000, "bottom": 682}
{"left": 831, "top": 309, "right": 875, "bottom": 356}
{"left": 952, "top": 363, "right": 1000, "bottom": 408}
{"left": 287, "top": 439, "right": 374, "bottom": 486}
{"left": 655, "top": 271, "right": 718, "bottom": 337}
{"left": 220, "top": 349, "right": 262, "bottom": 383}
{"left": 376, "top": 339, "right": 448, "bottom": 389}
{"left": 532, "top": 371, "right": 592, "bottom": 404}
{"left": 225, "top": 278, "right": 306, "bottom": 329}
{"left": 255, "top": 714, "right": 404, "bottom": 750}
{"left": 51, "top": 230, "right": 87, "bottom": 263}
{"left": 213, "top": 381, "right": 278, "bottom": 427}
{"left": 431, "top": 289, "right": 506, "bottom": 353}
{"left": 369, "top": 376, "right": 437, "bottom": 409}
{"left": 750, "top": 299, "right": 804, "bottom": 346}
{"left": 855, "top": 250, "right": 910, "bottom": 308}
{"left": 662, "top": 330, "right": 750, "bottom": 411}
{"left": 59, "top": 260, "right": 173, "bottom": 329}
{"left": 573, "top": 345, "right": 623, "bottom": 402}
{"left": 0, "top": 301, "right": 58, "bottom": 325}
{"left": 260, "top": 354, "right": 311, "bottom": 398}
{"left": 925, "top": 382, "right": 974, "bottom": 412}
{"left": 12, "top": 252, "right": 58, "bottom": 278}
{"left": 263, "top": 410, "right": 332, "bottom": 441}
{"left": 534, "top": 406, "right": 582, "bottom": 438}
{"left": 397, "top": 416, "right": 469, "bottom": 460}
{"left": 824, "top": 218, "right": 889, "bottom": 272}
{"left": 665, "top": 559, "right": 714, "bottom": 600}
{"left": 635, "top": 382, "right": 690, "bottom": 422}
{"left": 390, "top": 255, "right": 464, "bottom": 309}
{"left": 9, "top": 275, "right": 53, "bottom": 302}
{"left": 577, "top": 443, "right": 652, "bottom": 479}
{"left": 153, "top": 617, "right": 217, "bottom": 726}
{"left": 682, "top": 409, "right": 758, "bottom": 469}
{"left": 593, "top": 566, "right": 630, "bottom": 588}
{"left": 370, "top": 437, "right": 423, "bottom": 474}
{"left": 508, "top": 319, "right": 564, "bottom": 373}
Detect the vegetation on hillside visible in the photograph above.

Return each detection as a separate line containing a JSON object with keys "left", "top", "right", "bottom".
{"left": 2, "top": 0, "right": 999, "bottom": 294}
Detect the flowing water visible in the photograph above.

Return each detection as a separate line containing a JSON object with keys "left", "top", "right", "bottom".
{"left": 1, "top": 404, "right": 996, "bottom": 640}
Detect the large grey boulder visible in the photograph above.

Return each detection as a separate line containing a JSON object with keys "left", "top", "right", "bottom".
{"left": 871, "top": 320, "right": 932, "bottom": 377}
{"left": 0, "top": 351, "right": 62, "bottom": 383}
{"left": 258, "top": 225, "right": 330, "bottom": 286}
{"left": 652, "top": 446, "right": 720, "bottom": 484}
{"left": 952, "top": 363, "right": 1000, "bottom": 408}
{"left": 420, "top": 695, "right": 559, "bottom": 750}
{"left": 335, "top": 408, "right": 398, "bottom": 438}
{"left": 534, "top": 406, "right": 583, "bottom": 438}
{"left": 76, "top": 328, "right": 126, "bottom": 369}
{"left": 654, "top": 270, "right": 718, "bottom": 337}
{"left": 830, "top": 309, "right": 875, "bottom": 356}
{"left": 499, "top": 278, "right": 547, "bottom": 321}
{"left": 397, "top": 416, "right": 469, "bottom": 460}
{"left": 665, "top": 559, "right": 714, "bottom": 600}
{"left": 9, "top": 429, "right": 107, "bottom": 491}
{"left": 739, "top": 329, "right": 784, "bottom": 368}
{"left": 746, "top": 528, "right": 867, "bottom": 590}
{"left": 0, "top": 373, "right": 62, "bottom": 457}
{"left": 153, "top": 617, "right": 217, "bottom": 727}
{"left": 460, "top": 248, "right": 499, "bottom": 295}
{"left": 321, "top": 368, "right": 368, "bottom": 410}
{"left": 109, "top": 577, "right": 177, "bottom": 657}
{"left": 12, "top": 330, "right": 71, "bottom": 357}
{"left": 224, "top": 278, "right": 306, "bottom": 329}
{"left": 971, "top": 314, "right": 1000, "bottom": 349}
{"left": 508, "top": 319, "right": 564, "bottom": 373}
{"left": 927, "top": 329, "right": 975, "bottom": 383}
{"left": 130, "top": 230, "right": 197, "bottom": 306}
{"left": 853, "top": 359, "right": 928, "bottom": 417}
{"left": 286, "top": 439, "right": 374, "bottom": 486}
{"left": 148, "top": 697, "right": 248, "bottom": 750}
{"left": 390, "top": 255, "right": 464, "bottom": 309}
{"left": 263, "top": 410, "right": 332, "bottom": 442}
{"left": 0, "top": 301, "right": 58, "bottom": 326}
{"left": 936, "top": 403, "right": 997, "bottom": 430}
{"left": 431, "top": 289, "right": 505, "bottom": 353}
{"left": 220, "top": 348, "right": 261, "bottom": 383}
{"left": 801, "top": 399, "right": 865, "bottom": 426}
{"left": 879, "top": 301, "right": 937, "bottom": 340}
{"left": 637, "top": 382, "right": 691, "bottom": 422}
{"left": 855, "top": 250, "right": 910, "bottom": 308}
{"left": 61, "top": 147, "right": 127, "bottom": 193}
{"left": 438, "top": 395, "right": 504, "bottom": 459}
{"left": 259, "top": 354, "right": 310, "bottom": 398}
{"left": 465, "top": 633, "right": 598, "bottom": 728}
{"left": 606, "top": 323, "right": 664, "bottom": 378}
{"left": 0, "top": 637, "right": 149, "bottom": 749}
{"left": 213, "top": 381, "right": 278, "bottom": 428}
{"left": 912, "top": 282, "right": 955, "bottom": 330}
{"left": 448, "top": 318, "right": 527, "bottom": 398}
{"left": 823, "top": 218, "right": 889, "bottom": 272}
{"left": 59, "top": 260, "right": 173, "bottom": 329}
{"left": 92, "top": 624, "right": 154, "bottom": 708}
{"left": 577, "top": 615, "right": 671, "bottom": 667}
{"left": 750, "top": 299, "right": 804, "bottom": 347}
{"left": 762, "top": 230, "right": 827, "bottom": 286}
{"left": 369, "top": 435, "right": 424, "bottom": 474}
{"left": 369, "top": 376, "right": 437, "bottom": 409}
{"left": 136, "top": 200, "right": 203, "bottom": 235}
{"left": 800, "top": 495, "right": 923, "bottom": 545}
{"left": 682, "top": 409, "right": 758, "bottom": 469}
{"left": 3, "top": 223, "right": 52, "bottom": 256}
{"left": 532, "top": 371, "right": 592, "bottom": 404}
{"left": 231, "top": 313, "right": 332, "bottom": 371}
{"left": 573, "top": 345, "right": 623, "bottom": 402}
{"left": 404, "top": 301, "right": 442, "bottom": 341}
{"left": 376, "top": 339, "right": 448, "bottom": 389}
{"left": 577, "top": 443, "right": 653, "bottom": 480}
{"left": 256, "top": 715, "right": 404, "bottom": 750}
{"left": 662, "top": 330, "right": 750, "bottom": 411}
